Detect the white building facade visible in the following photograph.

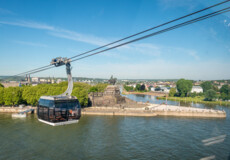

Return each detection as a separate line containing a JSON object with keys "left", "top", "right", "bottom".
{"left": 191, "top": 86, "right": 203, "bottom": 93}
{"left": 31, "top": 77, "right": 40, "bottom": 83}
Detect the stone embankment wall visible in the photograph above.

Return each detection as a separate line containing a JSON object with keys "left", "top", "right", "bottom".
{"left": 0, "top": 105, "right": 226, "bottom": 118}
{"left": 82, "top": 107, "right": 157, "bottom": 117}
{"left": 148, "top": 104, "right": 226, "bottom": 118}
{"left": 154, "top": 110, "right": 226, "bottom": 118}
{"left": 0, "top": 106, "right": 36, "bottom": 113}
{"left": 82, "top": 104, "right": 226, "bottom": 118}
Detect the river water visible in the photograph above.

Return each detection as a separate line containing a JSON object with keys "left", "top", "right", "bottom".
{"left": 0, "top": 94, "right": 230, "bottom": 160}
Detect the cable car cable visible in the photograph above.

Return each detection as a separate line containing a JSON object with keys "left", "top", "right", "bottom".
{"left": 4, "top": 6, "right": 230, "bottom": 77}
{"left": 11, "top": 0, "right": 230, "bottom": 77}
{"left": 14, "top": 64, "right": 52, "bottom": 77}
{"left": 20, "top": 65, "right": 56, "bottom": 76}
{"left": 70, "top": 7, "right": 230, "bottom": 62}
{"left": 15, "top": 7, "right": 230, "bottom": 76}
{"left": 69, "top": 0, "right": 230, "bottom": 60}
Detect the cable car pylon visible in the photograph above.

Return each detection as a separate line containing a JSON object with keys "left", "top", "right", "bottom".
{"left": 51, "top": 57, "right": 73, "bottom": 97}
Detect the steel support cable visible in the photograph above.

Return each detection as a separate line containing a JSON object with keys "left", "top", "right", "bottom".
{"left": 14, "top": 64, "right": 52, "bottom": 76}
{"left": 0, "top": 65, "right": 53, "bottom": 80}
{"left": 70, "top": 7, "right": 230, "bottom": 63}
{"left": 21, "top": 65, "right": 56, "bottom": 75}
{"left": 15, "top": 7, "right": 230, "bottom": 76}
{"left": 8, "top": 0, "right": 230, "bottom": 77}
{"left": 4, "top": 6, "right": 230, "bottom": 77}
{"left": 69, "top": 0, "right": 230, "bottom": 60}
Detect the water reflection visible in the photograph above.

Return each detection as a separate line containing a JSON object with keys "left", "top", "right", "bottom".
{"left": 202, "top": 135, "right": 226, "bottom": 146}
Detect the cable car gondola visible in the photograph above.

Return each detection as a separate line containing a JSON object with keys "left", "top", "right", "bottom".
{"left": 37, "top": 58, "right": 81, "bottom": 126}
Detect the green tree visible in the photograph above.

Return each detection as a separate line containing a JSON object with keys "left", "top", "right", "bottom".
{"left": 176, "top": 79, "right": 193, "bottom": 97}
{"left": 201, "top": 81, "right": 212, "bottom": 93}
{"left": 220, "top": 85, "right": 229, "bottom": 100}
{"left": 135, "top": 84, "right": 141, "bottom": 91}
{"left": 204, "top": 89, "right": 217, "bottom": 101}
{"left": 87, "top": 83, "right": 107, "bottom": 93}
{"left": 94, "top": 83, "right": 108, "bottom": 92}
{"left": 72, "top": 83, "right": 89, "bottom": 107}
{"left": 0, "top": 83, "right": 4, "bottom": 88}
{"left": 190, "top": 92, "right": 197, "bottom": 98}
{"left": 169, "top": 88, "right": 176, "bottom": 97}
{"left": 1, "top": 82, "right": 105, "bottom": 107}
{"left": 22, "top": 86, "right": 38, "bottom": 105}
{"left": 89, "top": 86, "right": 98, "bottom": 92}
{"left": 0, "top": 87, "right": 4, "bottom": 105}
{"left": 123, "top": 85, "right": 134, "bottom": 92}
{"left": 140, "top": 84, "right": 145, "bottom": 91}
{"left": 4, "top": 87, "right": 22, "bottom": 105}
{"left": 220, "top": 85, "right": 229, "bottom": 94}
{"left": 212, "top": 85, "right": 219, "bottom": 92}
{"left": 220, "top": 92, "right": 228, "bottom": 101}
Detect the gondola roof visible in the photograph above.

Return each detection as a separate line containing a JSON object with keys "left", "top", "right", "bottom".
{"left": 40, "top": 95, "right": 77, "bottom": 101}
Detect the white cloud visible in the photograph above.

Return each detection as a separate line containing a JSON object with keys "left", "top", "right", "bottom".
{"left": 0, "top": 20, "right": 109, "bottom": 46}
{"left": 0, "top": 20, "right": 54, "bottom": 30}
{"left": 14, "top": 40, "right": 47, "bottom": 47}
{"left": 127, "top": 43, "right": 161, "bottom": 56}
{"left": 0, "top": 8, "right": 15, "bottom": 15}
{"left": 0, "top": 19, "right": 199, "bottom": 61}
{"left": 48, "top": 30, "right": 109, "bottom": 46}
{"left": 173, "top": 47, "right": 200, "bottom": 60}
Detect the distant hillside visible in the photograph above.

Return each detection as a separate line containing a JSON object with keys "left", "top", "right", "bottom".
{"left": 0, "top": 76, "right": 25, "bottom": 82}
{"left": 1, "top": 75, "right": 229, "bottom": 83}
{"left": 0, "top": 76, "right": 108, "bottom": 82}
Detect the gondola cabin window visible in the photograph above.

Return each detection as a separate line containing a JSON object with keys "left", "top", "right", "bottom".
{"left": 37, "top": 96, "right": 81, "bottom": 125}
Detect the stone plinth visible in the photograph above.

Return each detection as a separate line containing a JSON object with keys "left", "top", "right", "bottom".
{"left": 88, "top": 85, "right": 143, "bottom": 107}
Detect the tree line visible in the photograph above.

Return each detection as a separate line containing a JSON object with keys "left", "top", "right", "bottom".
{"left": 124, "top": 83, "right": 146, "bottom": 92}
{"left": 169, "top": 79, "right": 230, "bottom": 101}
{"left": 0, "top": 82, "right": 108, "bottom": 107}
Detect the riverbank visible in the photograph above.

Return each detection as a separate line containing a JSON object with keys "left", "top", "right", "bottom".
{"left": 1, "top": 105, "right": 226, "bottom": 118}
{"left": 0, "top": 106, "right": 36, "bottom": 113}
{"left": 122, "top": 90, "right": 168, "bottom": 97}
{"left": 157, "top": 96, "right": 230, "bottom": 106}
{"left": 82, "top": 104, "right": 226, "bottom": 118}
{"left": 82, "top": 106, "right": 157, "bottom": 117}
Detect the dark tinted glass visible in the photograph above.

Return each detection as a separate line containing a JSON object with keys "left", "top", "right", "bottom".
{"left": 39, "top": 99, "right": 54, "bottom": 108}
{"left": 55, "top": 100, "right": 80, "bottom": 109}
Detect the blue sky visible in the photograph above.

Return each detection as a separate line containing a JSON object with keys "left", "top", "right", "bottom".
{"left": 0, "top": 0, "right": 230, "bottom": 80}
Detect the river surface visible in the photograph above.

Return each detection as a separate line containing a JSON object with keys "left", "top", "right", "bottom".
{"left": 0, "top": 94, "right": 230, "bottom": 160}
